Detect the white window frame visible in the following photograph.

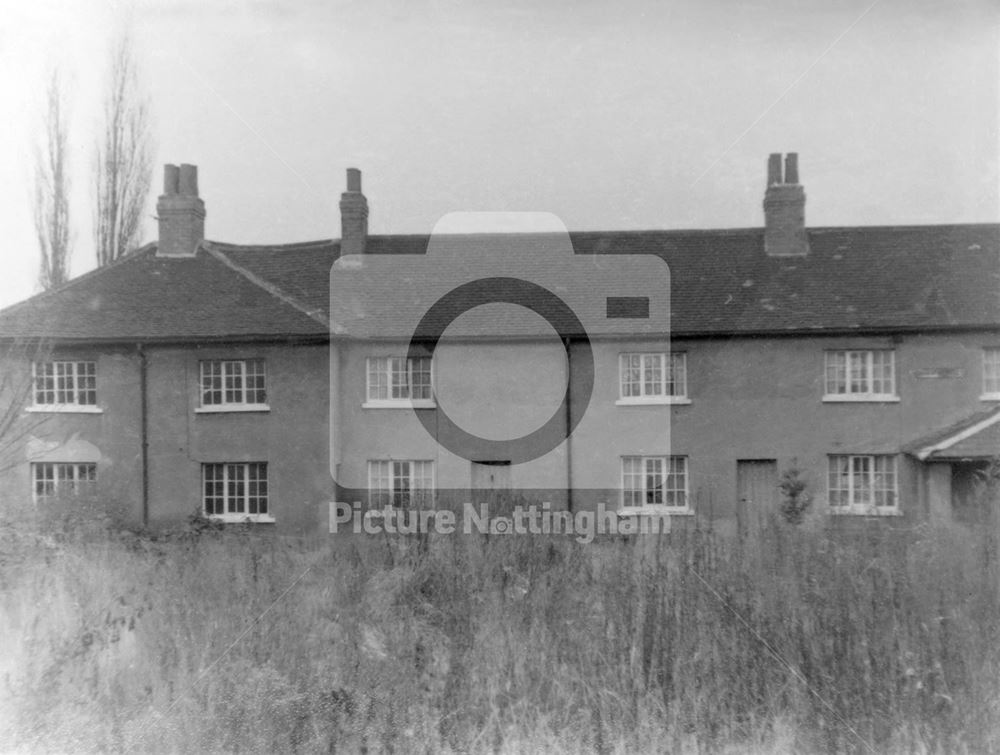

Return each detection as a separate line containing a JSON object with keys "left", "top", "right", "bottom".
{"left": 27, "top": 361, "right": 102, "bottom": 413}
{"left": 202, "top": 462, "right": 274, "bottom": 523}
{"left": 367, "top": 460, "right": 435, "bottom": 508}
{"left": 196, "top": 359, "right": 269, "bottom": 413}
{"left": 982, "top": 347, "right": 1000, "bottom": 400}
{"left": 31, "top": 462, "right": 97, "bottom": 501}
{"left": 827, "top": 454, "right": 900, "bottom": 515}
{"left": 620, "top": 455, "right": 691, "bottom": 514}
{"left": 363, "top": 356, "right": 435, "bottom": 408}
{"left": 616, "top": 352, "right": 690, "bottom": 405}
{"left": 823, "top": 350, "right": 899, "bottom": 402}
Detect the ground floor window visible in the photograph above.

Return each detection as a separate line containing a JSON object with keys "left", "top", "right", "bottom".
{"left": 32, "top": 462, "right": 96, "bottom": 500}
{"left": 203, "top": 462, "right": 270, "bottom": 521}
{"left": 368, "top": 460, "right": 434, "bottom": 507}
{"left": 828, "top": 454, "right": 898, "bottom": 514}
{"left": 621, "top": 455, "right": 688, "bottom": 511}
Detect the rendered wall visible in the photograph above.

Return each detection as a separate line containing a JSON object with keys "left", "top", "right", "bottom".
{"left": 0, "top": 343, "right": 331, "bottom": 532}
{"left": 144, "top": 343, "right": 332, "bottom": 530}
{"left": 335, "top": 330, "right": 999, "bottom": 525}
{"left": 3, "top": 328, "right": 995, "bottom": 532}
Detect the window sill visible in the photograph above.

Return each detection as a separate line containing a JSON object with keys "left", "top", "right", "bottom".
{"left": 615, "top": 397, "right": 691, "bottom": 406}
{"left": 26, "top": 405, "right": 103, "bottom": 414}
{"left": 207, "top": 514, "right": 276, "bottom": 524}
{"left": 828, "top": 508, "right": 902, "bottom": 517}
{"left": 822, "top": 395, "right": 900, "bottom": 403}
{"left": 195, "top": 404, "right": 271, "bottom": 414}
{"left": 618, "top": 506, "right": 692, "bottom": 517}
{"left": 979, "top": 394, "right": 1000, "bottom": 402}
{"left": 362, "top": 400, "right": 436, "bottom": 409}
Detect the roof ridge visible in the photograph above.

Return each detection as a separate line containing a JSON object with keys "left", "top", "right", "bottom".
{"left": 364, "top": 223, "right": 999, "bottom": 239}
{"left": 191, "top": 223, "right": 1000, "bottom": 251}
{"left": 202, "top": 242, "right": 329, "bottom": 328}
{"left": 808, "top": 221, "right": 1000, "bottom": 234}
{"left": 0, "top": 241, "right": 156, "bottom": 319}
{"left": 207, "top": 238, "right": 337, "bottom": 252}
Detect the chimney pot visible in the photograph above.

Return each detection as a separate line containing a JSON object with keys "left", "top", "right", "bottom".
{"left": 156, "top": 162, "right": 205, "bottom": 257}
{"left": 179, "top": 164, "right": 199, "bottom": 196}
{"left": 163, "top": 164, "right": 179, "bottom": 195}
{"left": 346, "top": 167, "right": 362, "bottom": 193}
{"left": 784, "top": 153, "right": 799, "bottom": 184}
{"left": 767, "top": 153, "right": 782, "bottom": 186}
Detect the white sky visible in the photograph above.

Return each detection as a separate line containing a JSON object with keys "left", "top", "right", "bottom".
{"left": 0, "top": 0, "right": 996, "bottom": 308}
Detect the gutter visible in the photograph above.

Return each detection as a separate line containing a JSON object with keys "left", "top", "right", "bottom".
{"left": 565, "top": 337, "right": 574, "bottom": 513}
{"left": 4, "top": 322, "right": 998, "bottom": 351}
{"left": 138, "top": 343, "right": 149, "bottom": 528}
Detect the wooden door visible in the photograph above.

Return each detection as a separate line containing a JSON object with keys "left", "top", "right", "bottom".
{"left": 737, "top": 460, "right": 777, "bottom": 542}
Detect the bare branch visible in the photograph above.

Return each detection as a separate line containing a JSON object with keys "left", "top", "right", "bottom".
{"left": 0, "top": 339, "right": 53, "bottom": 476}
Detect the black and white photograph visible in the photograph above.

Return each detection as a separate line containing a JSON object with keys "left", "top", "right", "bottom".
{"left": 0, "top": 1, "right": 997, "bottom": 752}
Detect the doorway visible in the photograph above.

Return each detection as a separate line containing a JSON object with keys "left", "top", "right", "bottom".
{"left": 471, "top": 460, "right": 512, "bottom": 492}
{"left": 737, "top": 459, "right": 778, "bottom": 542}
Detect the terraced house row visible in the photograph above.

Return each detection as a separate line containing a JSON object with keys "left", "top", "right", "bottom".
{"left": 0, "top": 154, "right": 997, "bottom": 533}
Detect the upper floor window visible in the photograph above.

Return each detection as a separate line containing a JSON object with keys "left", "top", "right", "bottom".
{"left": 368, "top": 460, "right": 434, "bottom": 508}
{"left": 198, "top": 359, "right": 268, "bottom": 411}
{"left": 823, "top": 350, "right": 898, "bottom": 401}
{"left": 365, "top": 357, "right": 433, "bottom": 407}
{"left": 983, "top": 348, "right": 1000, "bottom": 399}
{"left": 621, "top": 455, "right": 689, "bottom": 512}
{"left": 618, "top": 353, "right": 689, "bottom": 405}
{"left": 827, "top": 454, "right": 898, "bottom": 515}
{"left": 31, "top": 361, "right": 98, "bottom": 411}
{"left": 202, "top": 462, "right": 272, "bottom": 522}
{"left": 32, "top": 462, "right": 96, "bottom": 501}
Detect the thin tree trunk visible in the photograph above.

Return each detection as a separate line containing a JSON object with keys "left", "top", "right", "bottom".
{"left": 32, "top": 70, "right": 71, "bottom": 291}
{"left": 93, "top": 32, "right": 153, "bottom": 267}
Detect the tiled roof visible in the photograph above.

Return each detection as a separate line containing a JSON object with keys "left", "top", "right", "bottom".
{"left": 0, "top": 223, "right": 997, "bottom": 342}
{"left": 0, "top": 245, "right": 328, "bottom": 341}
{"left": 904, "top": 405, "right": 1000, "bottom": 460}
{"left": 212, "top": 239, "right": 339, "bottom": 325}
{"left": 328, "top": 232, "right": 674, "bottom": 338}
{"left": 579, "top": 224, "right": 1000, "bottom": 334}
{"left": 940, "top": 424, "right": 1000, "bottom": 460}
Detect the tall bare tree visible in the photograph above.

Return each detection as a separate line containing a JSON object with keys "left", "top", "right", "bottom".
{"left": 33, "top": 71, "right": 72, "bottom": 291}
{"left": 93, "top": 33, "right": 153, "bottom": 266}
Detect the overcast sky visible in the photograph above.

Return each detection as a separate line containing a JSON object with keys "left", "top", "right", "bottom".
{"left": 0, "top": 0, "right": 996, "bottom": 308}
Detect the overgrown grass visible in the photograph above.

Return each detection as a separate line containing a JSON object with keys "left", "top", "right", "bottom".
{"left": 1, "top": 502, "right": 998, "bottom": 753}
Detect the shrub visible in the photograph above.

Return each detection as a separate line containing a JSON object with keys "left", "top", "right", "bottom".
{"left": 778, "top": 464, "right": 812, "bottom": 525}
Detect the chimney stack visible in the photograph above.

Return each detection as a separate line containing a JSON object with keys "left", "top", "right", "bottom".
{"left": 339, "top": 168, "right": 368, "bottom": 256}
{"left": 156, "top": 164, "right": 205, "bottom": 257}
{"left": 763, "top": 152, "right": 808, "bottom": 257}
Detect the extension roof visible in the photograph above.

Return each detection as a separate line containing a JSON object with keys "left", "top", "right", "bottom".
{"left": 0, "top": 223, "right": 997, "bottom": 342}
{"left": 905, "top": 405, "right": 1000, "bottom": 461}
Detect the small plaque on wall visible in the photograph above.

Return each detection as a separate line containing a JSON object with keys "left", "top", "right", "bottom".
{"left": 912, "top": 367, "right": 965, "bottom": 379}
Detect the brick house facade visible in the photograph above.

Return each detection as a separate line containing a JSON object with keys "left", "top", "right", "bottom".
{"left": 0, "top": 155, "right": 997, "bottom": 532}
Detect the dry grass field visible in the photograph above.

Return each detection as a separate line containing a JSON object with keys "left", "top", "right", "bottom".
{"left": 1, "top": 492, "right": 998, "bottom": 754}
